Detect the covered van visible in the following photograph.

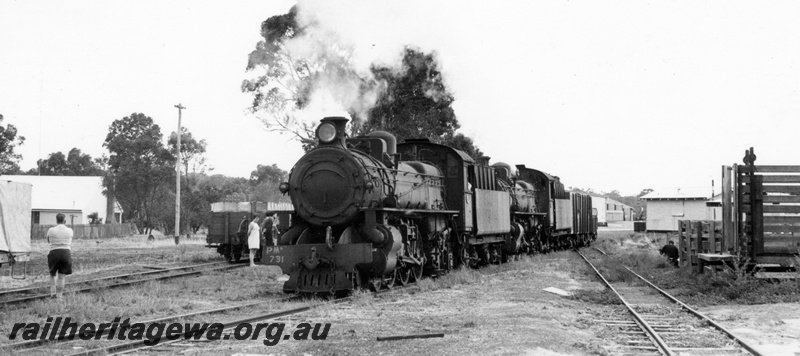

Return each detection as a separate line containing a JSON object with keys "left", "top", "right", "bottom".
{"left": 0, "top": 180, "right": 32, "bottom": 267}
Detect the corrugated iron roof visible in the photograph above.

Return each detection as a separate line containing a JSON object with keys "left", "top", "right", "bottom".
{"left": 640, "top": 187, "right": 712, "bottom": 200}
{"left": 0, "top": 175, "right": 120, "bottom": 212}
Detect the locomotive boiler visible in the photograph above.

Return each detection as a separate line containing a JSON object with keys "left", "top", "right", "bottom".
{"left": 263, "top": 117, "right": 456, "bottom": 293}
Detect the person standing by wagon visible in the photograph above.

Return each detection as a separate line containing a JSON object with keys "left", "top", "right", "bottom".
{"left": 261, "top": 212, "right": 275, "bottom": 247}
{"left": 47, "top": 213, "right": 74, "bottom": 299}
{"left": 236, "top": 214, "right": 249, "bottom": 244}
{"left": 247, "top": 214, "right": 261, "bottom": 267}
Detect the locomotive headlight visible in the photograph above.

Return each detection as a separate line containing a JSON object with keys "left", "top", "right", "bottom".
{"left": 317, "top": 123, "right": 337, "bottom": 143}
{"left": 279, "top": 182, "right": 289, "bottom": 194}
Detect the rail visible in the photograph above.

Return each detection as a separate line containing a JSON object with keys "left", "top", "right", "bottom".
{"left": 3, "top": 299, "right": 284, "bottom": 352}
{"left": 576, "top": 250, "right": 674, "bottom": 356}
{"left": 0, "top": 262, "right": 244, "bottom": 306}
{"left": 0, "top": 261, "right": 224, "bottom": 298}
{"left": 622, "top": 264, "right": 763, "bottom": 356}
{"left": 589, "top": 247, "right": 763, "bottom": 356}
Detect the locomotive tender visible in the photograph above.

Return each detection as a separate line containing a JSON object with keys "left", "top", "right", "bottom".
{"left": 261, "top": 117, "right": 596, "bottom": 293}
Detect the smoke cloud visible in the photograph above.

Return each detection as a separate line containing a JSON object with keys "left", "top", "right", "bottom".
{"left": 283, "top": 0, "right": 457, "bottom": 129}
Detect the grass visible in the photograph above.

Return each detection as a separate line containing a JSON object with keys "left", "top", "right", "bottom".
{"left": 0, "top": 235, "right": 288, "bottom": 345}
{"left": 415, "top": 267, "right": 483, "bottom": 292}
{"left": 593, "top": 230, "right": 800, "bottom": 306}
{"left": 571, "top": 288, "right": 622, "bottom": 305}
{"left": 1, "top": 234, "right": 221, "bottom": 289}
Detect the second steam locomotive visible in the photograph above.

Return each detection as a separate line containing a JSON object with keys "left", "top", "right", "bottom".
{"left": 261, "top": 117, "right": 596, "bottom": 293}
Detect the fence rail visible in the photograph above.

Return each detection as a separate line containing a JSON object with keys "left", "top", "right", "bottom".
{"left": 32, "top": 223, "right": 138, "bottom": 240}
{"left": 678, "top": 220, "right": 723, "bottom": 272}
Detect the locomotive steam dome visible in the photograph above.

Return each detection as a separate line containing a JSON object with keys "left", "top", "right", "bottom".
{"left": 288, "top": 117, "right": 373, "bottom": 227}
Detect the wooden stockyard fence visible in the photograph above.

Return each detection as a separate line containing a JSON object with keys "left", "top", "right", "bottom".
{"left": 677, "top": 220, "right": 723, "bottom": 272}
{"left": 31, "top": 223, "right": 138, "bottom": 240}
{"left": 678, "top": 148, "right": 800, "bottom": 274}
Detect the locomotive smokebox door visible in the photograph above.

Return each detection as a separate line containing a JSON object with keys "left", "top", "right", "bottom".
{"left": 289, "top": 148, "right": 365, "bottom": 226}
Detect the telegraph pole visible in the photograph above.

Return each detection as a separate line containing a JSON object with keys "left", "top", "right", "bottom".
{"left": 174, "top": 103, "right": 185, "bottom": 241}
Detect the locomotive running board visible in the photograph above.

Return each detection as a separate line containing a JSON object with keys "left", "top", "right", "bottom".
{"left": 513, "top": 212, "right": 546, "bottom": 216}
{"left": 369, "top": 208, "right": 459, "bottom": 215}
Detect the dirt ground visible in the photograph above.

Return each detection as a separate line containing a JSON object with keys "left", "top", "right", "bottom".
{"left": 0, "top": 233, "right": 219, "bottom": 290}
{"left": 179, "top": 252, "right": 607, "bottom": 356}
{"left": 197, "top": 256, "right": 799, "bottom": 356}
{"left": 184, "top": 230, "right": 800, "bottom": 356}
{"left": 700, "top": 303, "right": 800, "bottom": 356}
{"left": 3, "top": 230, "right": 799, "bottom": 355}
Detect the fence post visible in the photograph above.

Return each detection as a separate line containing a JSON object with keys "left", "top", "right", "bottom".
{"left": 694, "top": 221, "right": 703, "bottom": 273}
{"left": 678, "top": 220, "right": 685, "bottom": 267}
{"left": 709, "top": 221, "right": 717, "bottom": 254}
{"left": 721, "top": 165, "right": 732, "bottom": 253}
{"left": 752, "top": 175, "right": 764, "bottom": 256}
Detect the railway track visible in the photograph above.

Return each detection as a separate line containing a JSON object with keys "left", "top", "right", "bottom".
{"left": 0, "top": 261, "right": 245, "bottom": 307}
{"left": 3, "top": 299, "right": 285, "bottom": 353}
{"left": 578, "top": 248, "right": 763, "bottom": 356}
{"left": 11, "top": 280, "right": 420, "bottom": 355}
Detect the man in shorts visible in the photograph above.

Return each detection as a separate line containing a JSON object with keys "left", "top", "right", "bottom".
{"left": 47, "top": 213, "right": 74, "bottom": 299}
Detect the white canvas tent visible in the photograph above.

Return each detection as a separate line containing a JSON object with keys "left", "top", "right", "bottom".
{"left": 0, "top": 180, "right": 32, "bottom": 265}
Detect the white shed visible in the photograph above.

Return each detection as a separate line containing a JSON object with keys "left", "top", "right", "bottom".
{"left": 591, "top": 196, "right": 608, "bottom": 226}
{"left": 591, "top": 196, "right": 635, "bottom": 226}
{"left": 640, "top": 187, "right": 712, "bottom": 232}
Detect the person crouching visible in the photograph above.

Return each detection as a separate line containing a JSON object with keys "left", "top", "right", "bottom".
{"left": 659, "top": 240, "right": 679, "bottom": 267}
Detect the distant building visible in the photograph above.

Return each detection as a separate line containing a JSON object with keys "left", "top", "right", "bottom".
{"left": 705, "top": 193, "right": 723, "bottom": 221}
{"left": 640, "top": 187, "right": 715, "bottom": 231}
{"left": 1, "top": 175, "right": 123, "bottom": 225}
{"left": 591, "top": 196, "right": 634, "bottom": 226}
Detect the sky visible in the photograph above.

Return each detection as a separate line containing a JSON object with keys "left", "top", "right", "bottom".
{"left": 1, "top": 0, "right": 799, "bottom": 196}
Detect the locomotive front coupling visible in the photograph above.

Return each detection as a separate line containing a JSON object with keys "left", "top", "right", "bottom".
{"left": 264, "top": 223, "right": 402, "bottom": 293}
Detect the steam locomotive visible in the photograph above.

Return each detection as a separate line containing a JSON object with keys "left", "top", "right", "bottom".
{"left": 261, "top": 117, "right": 596, "bottom": 293}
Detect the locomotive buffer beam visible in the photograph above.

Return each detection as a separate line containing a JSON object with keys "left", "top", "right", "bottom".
{"left": 263, "top": 243, "right": 373, "bottom": 293}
